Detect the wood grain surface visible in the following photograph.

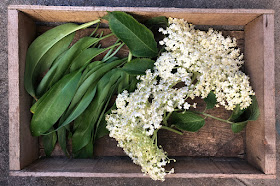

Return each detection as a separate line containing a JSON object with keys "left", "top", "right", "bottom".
{"left": 10, "top": 156, "right": 275, "bottom": 179}
{"left": 8, "top": 10, "right": 38, "bottom": 171}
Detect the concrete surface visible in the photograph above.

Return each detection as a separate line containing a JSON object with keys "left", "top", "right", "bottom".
{"left": 0, "top": 0, "right": 279, "bottom": 185}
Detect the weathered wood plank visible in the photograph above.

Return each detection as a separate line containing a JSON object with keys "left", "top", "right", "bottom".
{"left": 8, "top": 10, "right": 39, "bottom": 170}
{"left": 8, "top": 5, "right": 274, "bottom": 25}
{"left": 9, "top": 157, "right": 275, "bottom": 179}
{"left": 244, "top": 14, "right": 276, "bottom": 175}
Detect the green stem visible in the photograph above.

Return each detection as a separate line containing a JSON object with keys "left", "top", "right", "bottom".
{"left": 163, "top": 112, "right": 173, "bottom": 126}
{"left": 128, "top": 51, "right": 132, "bottom": 62}
{"left": 196, "top": 112, "right": 233, "bottom": 124}
{"left": 161, "top": 126, "right": 183, "bottom": 135}
{"left": 152, "top": 129, "right": 159, "bottom": 143}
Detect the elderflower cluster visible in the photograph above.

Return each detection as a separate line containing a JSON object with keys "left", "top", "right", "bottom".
{"left": 159, "top": 18, "right": 254, "bottom": 110}
{"left": 106, "top": 68, "right": 191, "bottom": 181}
{"left": 106, "top": 17, "right": 255, "bottom": 181}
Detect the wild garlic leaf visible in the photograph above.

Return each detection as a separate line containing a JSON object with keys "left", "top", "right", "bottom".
{"left": 72, "top": 69, "right": 123, "bottom": 155}
{"left": 42, "top": 127, "right": 57, "bottom": 157}
{"left": 24, "top": 20, "right": 100, "bottom": 98}
{"left": 30, "top": 70, "right": 82, "bottom": 136}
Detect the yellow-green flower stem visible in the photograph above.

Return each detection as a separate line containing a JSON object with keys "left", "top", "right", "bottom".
{"left": 161, "top": 126, "right": 183, "bottom": 135}
{"left": 128, "top": 51, "right": 132, "bottom": 62}
{"left": 195, "top": 111, "right": 233, "bottom": 124}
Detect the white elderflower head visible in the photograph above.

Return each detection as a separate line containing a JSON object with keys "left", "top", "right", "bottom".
{"left": 106, "top": 17, "right": 255, "bottom": 181}
{"left": 159, "top": 17, "right": 254, "bottom": 110}
{"left": 106, "top": 67, "right": 190, "bottom": 181}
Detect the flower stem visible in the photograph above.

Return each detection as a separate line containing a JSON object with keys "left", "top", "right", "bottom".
{"left": 128, "top": 51, "right": 132, "bottom": 62}
{"left": 152, "top": 129, "right": 159, "bottom": 143}
{"left": 196, "top": 112, "right": 233, "bottom": 124}
{"left": 161, "top": 126, "right": 183, "bottom": 135}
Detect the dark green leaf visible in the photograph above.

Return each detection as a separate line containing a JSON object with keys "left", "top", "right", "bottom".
{"left": 95, "top": 117, "right": 110, "bottom": 140}
{"left": 74, "top": 141, "right": 93, "bottom": 158}
{"left": 24, "top": 20, "right": 100, "bottom": 98}
{"left": 104, "top": 56, "right": 119, "bottom": 64}
{"left": 95, "top": 104, "right": 117, "bottom": 140}
{"left": 171, "top": 111, "right": 205, "bottom": 132}
{"left": 42, "top": 127, "right": 57, "bottom": 157}
{"left": 228, "top": 104, "right": 245, "bottom": 122}
{"left": 204, "top": 91, "right": 217, "bottom": 110}
{"left": 230, "top": 95, "right": 260, "bottom": 133}
{"left": 71, "top": 59, "right": 125, "bottom": 110}
{"left": 59, "top": 85, "right": 97, "bottom": 130}
{"left": 231, "top": 96, "right": 259, "bottom": 122}
{"left": 144, "top": 16, "right": 168, "bottom": 29}
{"left": 30, "top": 70, "right": 81, "bottom": 136}
{"left": 69, "top": 43, "right": 121, "bottom": 72}
{"left": 34, "top": 33, "right": 74, "bottom": 81}
{"left": 79, "top": 61, "right": 104, "bottom": 84}
{"left": 122, "top": 58, "right": 154, "bottom": 75}
{"left": 57, "top": 126, "right": 68, "bottom": 157}
{"left": 108, "top": 11, "right": 158, "bottom": 57}
{"left": 36, "top": 36, "right": 100, "bottom": 96}
{"left": 72, "top": 69, "right": 123, "bottom": 154}
{"left": 231, "top": 121, "right": 248, "bottom": 133}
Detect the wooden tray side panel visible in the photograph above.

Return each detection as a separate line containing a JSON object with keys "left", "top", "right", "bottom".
{"left": 262, "top": 14, "right": 276, "bottom": 175}
{"left": 244, "top": 14, "right": 276, "bottom": 175}
{"left": 8, "top": 10, "right": 38, "bottom": 170}
{"left": 8, "top": 6, "right": 273, "bottom": 26}
{"left": 8, "top": 9, "right": 21, "bottom": 171}
{"left": 10, "top": 157, "right": 274, "bottom": 179}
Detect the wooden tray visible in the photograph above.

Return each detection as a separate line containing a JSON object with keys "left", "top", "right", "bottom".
{"left": 8, "top": 5, "right": 276, "bottom": 179}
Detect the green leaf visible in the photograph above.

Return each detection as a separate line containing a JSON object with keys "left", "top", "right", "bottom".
{"left": 59, "top": 85, "right": 97, "bottom": 130}
{"left": 230, "top": 95, "right": 260, "bottom": 133}
{"left": 144, "top": 16, "right": 168, "bottom": 29}
{"left": 74, "top": 141, "right": 93, "bottom": 158}
{"left": 95, "top": 104, "right": 117, "bottom": 140}
{"left": 228, "top": 104, "right": 245, "bottom": 122}
{"left": 204, "top": 91, "right": 217, "bottom": 110}
{"left": 79, "top": 61, "right": 104, "bottom": 84}
{"left": 72, "top": 69, "right": 123, "bottom": 154}
{"left": 95, "top": 117, "right": 110, "bottom": 140}
{"left": 231, "top": 121, "right": 248, "bottom": 133}
{"left": 30, "top": 70, "right": 82, "bottom": 136}
{"left": 69, "top": 43, "right": 121, "bottom": 72}
{"left": 107, "top": 11, "right": 158, "bottom": 57}
{"left": 171, "top": 111, "right": 205, "bottom": 132}
{"left": 34, "top": 32, "right": 75, "bottom": 80}
{"left": 36, "top": 36, "right": 101, "bottom": 96}
{"left": 42, "top": 127, "right": 57, "bottom": 157}
{"left": 24, "top": 20, "right": 100, "bottom": 98}
{"left": 122, "top": 58, "right": 154, "bottom": 75}
{"left": 57, "top": 126, "right": 68, "bottom": 157}
{"left": 71, "top": 59, "right": 125, "bottom": 111}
